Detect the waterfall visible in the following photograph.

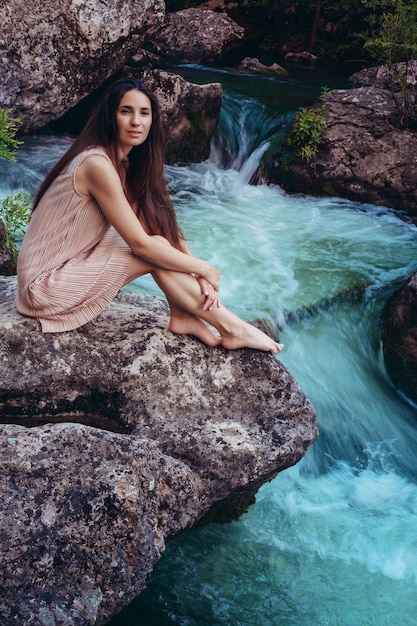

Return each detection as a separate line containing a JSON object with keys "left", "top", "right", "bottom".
{"left": 209, "top": 92, "right": 292, "bottom": 184}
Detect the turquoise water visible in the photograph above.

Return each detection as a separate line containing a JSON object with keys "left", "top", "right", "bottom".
{"left": 117, "top": 155, "right": 417, "bottom": 624}
{"left": 3, "top": 67, "right": 417, "bottom": 625}
{"left": 114, "top": 73, "right": 417, "bottom": 624}
{"left": 112, "top": 146, "right": 417, "bottom": 626}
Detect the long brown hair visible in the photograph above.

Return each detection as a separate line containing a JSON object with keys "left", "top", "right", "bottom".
{"left": 33, "top": 77, "right": 184, "bottom": 248}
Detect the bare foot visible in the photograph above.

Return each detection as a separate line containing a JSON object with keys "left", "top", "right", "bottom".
{"left": 169, "top": 313, "right": 221, "bottom": 347}
{"left": 221, "top": 321, "right": 284, "bottom": 353}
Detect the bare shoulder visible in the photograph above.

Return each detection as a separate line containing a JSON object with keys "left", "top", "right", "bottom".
{"left": 75, "top": 152, "right": 119, "bottom": 196}
{"left": 80, "top": 152, "right": 117, "bottom": 178}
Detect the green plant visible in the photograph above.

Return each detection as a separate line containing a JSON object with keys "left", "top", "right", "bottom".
{"left": 0, "top": 108, "right": 23, "bottom": 161}
{"left": 323, "top": 182, "right": 335, "bottom": 195}
{"left": 362, "top": 0, "right": 417, "bottom": 127}
{"left": 0, "top": 191, "right": 32, "bottom": 260}
{"left": 287, "top": 105, "right": 327, "bottom": 162}
{"left": 0, "top": 107, "right": 30, "bottom": 263}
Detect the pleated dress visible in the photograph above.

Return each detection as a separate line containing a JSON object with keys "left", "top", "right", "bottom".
{"left": 17, "top": 148, "right": 132, "bottom": 332}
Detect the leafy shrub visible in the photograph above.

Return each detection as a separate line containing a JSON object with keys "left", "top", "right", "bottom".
{"left": 287, "top": 105, "right": 327, "bottom": 162}
{"left": 0, "top": 107, "right": 31, "bottom": 264}
{"left": 0, "top": 191, "right": 32, "bottom": 261}
{"left": 0, "top": 108, "right": 23, "bottom": 161}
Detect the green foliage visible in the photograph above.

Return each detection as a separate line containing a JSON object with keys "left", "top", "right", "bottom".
{"left": 287, "top": 105, "right": 327, "bottom": 162}
{"left": 0, "top": 108, "right": 30, "bottom": 262}
{"left": 363, "top": 0, "right": 417, "bottom": 59}
{"left": 323, "top": 181, "right": 335, "bottom": 195}
{"left": 362, "top": 0, "right": 417, "bottom": 127}
{"left": 0, "top": 108, "right": 23, "bottom": 161}
{"left": 0, "top": 191, "right": 32, "bottom": 260}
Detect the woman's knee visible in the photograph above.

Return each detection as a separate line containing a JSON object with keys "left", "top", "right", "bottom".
{"left": 123, "top": 255, "right": 154, "bottom": 285}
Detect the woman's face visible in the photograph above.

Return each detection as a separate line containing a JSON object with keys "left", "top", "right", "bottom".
{"left": 116, "top": 89, "right": 153, "bottom": 157}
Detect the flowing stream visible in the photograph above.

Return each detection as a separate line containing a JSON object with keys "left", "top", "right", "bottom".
{"left": 3, "top": 66, "right": 417, "bottom": 625}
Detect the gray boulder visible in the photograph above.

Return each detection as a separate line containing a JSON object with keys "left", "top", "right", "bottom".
{"left": 59, "top": 64, "right": 223, "bottom": 164}
{"left": 0, "top": 276, "right": 318, "bottom": 625}
{"left": 284, "top": 51, "right": 319, "bottom": 67}
{"left": 383, "top": 271, "right": 417, "bottom": 405}
{"left": 136, "top": 68, "right": 222, "bottom": 164}
{"left": 267, "top": 70, "right": 417, "bottom": 217}
{"left": 316, "top": 84, "right": 417, "bottom": 214}
{"left": 237, "top": 57, "right": 288, "bottom": 77}
{"left": 1, "top": 0, "right": 165, "bottom": 133}
{"left": 1, "top": 0, "right": 223, "bottom": 162}
{"left": 150, "top": 7, "right": 245, "bottom": 64}
{"left": 349, "top": 61, "right": 417, "bottom": 90}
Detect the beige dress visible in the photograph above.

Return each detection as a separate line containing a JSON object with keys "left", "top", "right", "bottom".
{"left": 17, "top": 148, "right": 132, "bottom": 332}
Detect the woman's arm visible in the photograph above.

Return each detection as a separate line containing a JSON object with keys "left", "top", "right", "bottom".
{"left": 77, "top": 154, "right": 220, "bottom": 290}
{"left": 179, "top": 240, "right": 221, "bottom": 310}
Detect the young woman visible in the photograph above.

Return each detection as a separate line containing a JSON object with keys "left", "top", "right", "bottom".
{"left": 17, "top": 77, "right": 283, "bottom": 353}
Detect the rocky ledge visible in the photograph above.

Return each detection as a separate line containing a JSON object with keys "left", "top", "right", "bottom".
{"left": 266, "top": 64, "right": 417, "bottom": 218}
{"left": 0, "top": 276, "right": 318, "bottom": 625}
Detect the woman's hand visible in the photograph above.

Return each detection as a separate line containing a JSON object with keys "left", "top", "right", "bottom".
{"left": 179, "top": 241, "right": 221, "bottom": 297}
{"left": 196, "top": 276, "right": 221, "bottom": 310}
{"left": 201, "top": 262, "right": 221, "bottom": 292}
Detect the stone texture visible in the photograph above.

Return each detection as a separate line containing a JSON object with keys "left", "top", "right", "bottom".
{"left": 134, "top": 68, "right": 222, "bottom": 164}
{"left": 237, "top": 57, "right": 288, "bottom": 77}
{"left": 349, "top": 61, "right": 417, "bottom": 90}
{"left": 0, "top": 0, "right": 165, "bottom": 133}
{"left": 0, "top": 276, "right": 318, "bottom": 625}
{"left": 383, "top": 272, "right": 417, "bottom": 405}
{"left": 54, "top": 64, "right": 223, "bottom": 164}
{"left": 1, "top": 0, "right": 224, "bottom": 162}
{"left": 150, "top": 7, "right": 245, "bottom": 64}
{"left": 0, "top": 422, "right": 201, "bottom": 625}
{"left": 284, "top": 51, "right": 319, "bottom": 67}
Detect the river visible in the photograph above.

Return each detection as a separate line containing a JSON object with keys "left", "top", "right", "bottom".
{"left": 3, "top": 65, "right": 417, "bottom": 625}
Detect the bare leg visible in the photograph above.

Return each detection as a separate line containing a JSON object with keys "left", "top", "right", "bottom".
{"left": 166, "top": 300, "right": 221, "bottom": 347}
{"left": 152, "top": 268, "right": 284, "bottom": 353}
{"left": 123, "top": 245, "right": 283, "bottom": 353}
{"left": 123, "top": 254, "right": 221, "bottom": 347}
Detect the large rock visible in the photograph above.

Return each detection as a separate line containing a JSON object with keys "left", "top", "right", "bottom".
{"left": 0, "top": 276, "right": 318, "bottom": 625}
{"left": 383, "top": 272, "right": 417, "bottom": 404}
{"left": 266, "top": 69, "right": 417, "bottom": 217}
{"left": 150, "top": 7, "right": 245, "bottom": 64}
{"left": 237, "top": 57, "right": 288, "bottom": 77}
{"left": 0, "top": 0, "right": 165, "bottom": 133}
{"left": 53, "top": 64, "right": 223, "bottom": 164}
{"left": 135, "top": 67, "right": 222, "bottom": 164}
{"left": 1, "top": 0, "right": 223, "bottom": 162}
{"left": 349, "top": 61, "right": 417, "bottom": 90}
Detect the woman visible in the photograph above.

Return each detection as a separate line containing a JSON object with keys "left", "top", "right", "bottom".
{"left": 17, "top": 76, "right": 283, "bottom": 353}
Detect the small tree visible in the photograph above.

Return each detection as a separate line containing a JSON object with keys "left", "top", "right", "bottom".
{"left": 363, "top": 0, "right": 417, "bottom": 127}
